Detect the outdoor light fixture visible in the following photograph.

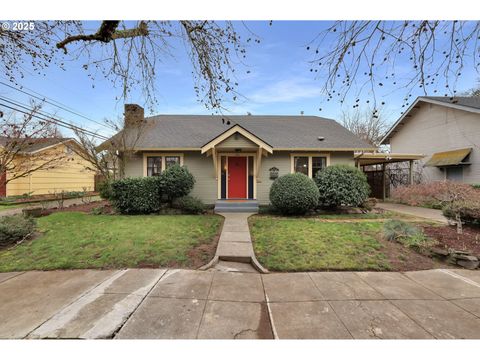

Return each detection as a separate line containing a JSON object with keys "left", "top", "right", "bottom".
{"left": 318, "top": 136, "right": 325, "bottom": 141}
{"left": 269, "top": 166, "right": 279, "bottom": 180}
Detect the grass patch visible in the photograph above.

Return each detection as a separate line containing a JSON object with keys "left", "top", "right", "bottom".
{"left": 250, "top": 215, "right": 390, "bottom": 271}
{"left": 0, "top": 204, "right": 22, "bottom": 212}
{"left": 0, "top": 212, "right": 222, "bottom": 272}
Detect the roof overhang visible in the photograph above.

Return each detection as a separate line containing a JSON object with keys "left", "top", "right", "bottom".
{"left": 354, "top": 152, "right": 425, "bottom": 166}
{"left": 424, "top": 148, "right": 472, "bottom": 167}
{"left": 381, "top": 97, "right": 480, "bottom": 145}
{"left": 201, "top": 124, "right": 273, "bottom": 154}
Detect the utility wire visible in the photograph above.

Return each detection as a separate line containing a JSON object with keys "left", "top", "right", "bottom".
{"left": 0, "top": 99, "right": 109, "bottom": 141}
{"left": 0, "top": 80, "right": 112, "bottom": 132}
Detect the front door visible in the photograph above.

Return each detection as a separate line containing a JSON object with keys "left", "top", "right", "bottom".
{"left": 228, "top": 157, "right": 247, "bottom": 198}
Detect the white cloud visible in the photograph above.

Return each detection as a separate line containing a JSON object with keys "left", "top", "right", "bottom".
{"left": 247, "top": 77, "right": 322, "bottom": 104}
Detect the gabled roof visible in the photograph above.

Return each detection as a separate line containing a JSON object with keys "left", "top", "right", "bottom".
{"left": 201, "top": 124, "right": 273, "bottom": 154}
{"left": 0, "top": 137, "right": 75, "bottom": 154}
{"left": 381, "top": 96, "right": 480, "bottom": 144}
{"left": 106, "top": 115, "right": 374, "bottom": 151}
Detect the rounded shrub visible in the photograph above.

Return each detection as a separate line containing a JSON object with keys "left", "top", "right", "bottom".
{"left": 160, "top": 165, "right": 195, "bottom": 203}
{"left": 110, "top": 177, "right": 162, "bottom": 214}
{"left": 0, "top": 215, "right": 36, "bottom": 247}
{"left": 315, "top": 164, "right": 370, "bottom": 208}
{"left": 269, "top": 173, "right": 320, "bottom": 215}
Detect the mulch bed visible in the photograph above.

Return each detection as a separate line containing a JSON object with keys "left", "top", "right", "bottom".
{"left": 422, "top": 225, "right": 480, "bottom": 257}
{"left": 39, "top": 200, "right": 113, "bottom": 216}
{"left": 377, "top": 235, "right": 448, "bottom": 271}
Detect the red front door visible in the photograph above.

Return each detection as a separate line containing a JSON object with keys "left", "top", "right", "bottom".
{"left": 228, "top": 157, "right": 247, "bottom": 198}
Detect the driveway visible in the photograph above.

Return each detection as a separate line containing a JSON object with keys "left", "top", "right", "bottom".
{"left": 376, "top": 202, "right": 449, "bottom": 224}
{"left": 1, "top": 268, "right": 480, "bottom": 339}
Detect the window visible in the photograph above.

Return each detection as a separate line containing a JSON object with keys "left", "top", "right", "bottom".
{"left": 292, "top": 154, "right": 329, "bottom": 178}
{"left": 147, "top": 157, "right": 162, "bottom": 176}
{"left": 144, "top": 154, "right": 183, "bottom": 176}
{"left": 446, "top": 166, "right": 463, "bottom": 182}
{"left": 294, "top": 156, "right": 309, "bottom": 176}
{"left": 165, "top": 156, "right": 180, "bottom": 169}
{"left": 312, "top": 157, "right": 326, "bottom": 178}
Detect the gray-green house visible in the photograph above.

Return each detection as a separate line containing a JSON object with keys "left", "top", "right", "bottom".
{"left": 104, "top": 104, "right": 374, "bottom": 209}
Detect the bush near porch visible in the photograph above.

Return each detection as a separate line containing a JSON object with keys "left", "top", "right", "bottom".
{"left": 107, "top": 165, "right": 198, "bottom": 214}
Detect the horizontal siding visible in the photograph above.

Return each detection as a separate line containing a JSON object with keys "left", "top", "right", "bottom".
{"left": 217, "top": 133, "right": 257, "bottom": 148}
{"left": 390, "top": 103, "right": 480, "bottom": 183}
{"left": 124, "top": 150, "right": 355, "bottom": 205}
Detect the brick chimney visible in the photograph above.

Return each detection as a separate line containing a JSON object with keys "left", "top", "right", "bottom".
{"left": 124, "top": 104, "right": 144, "bottom": 127}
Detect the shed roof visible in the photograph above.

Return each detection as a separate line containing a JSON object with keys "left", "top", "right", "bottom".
{"left": 424, "top": 148, "right": 472, "bottom": 167}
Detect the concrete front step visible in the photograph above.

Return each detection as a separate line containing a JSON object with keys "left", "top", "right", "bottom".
{"left": 214, "top": 200, "right": 259, "bottom": 213}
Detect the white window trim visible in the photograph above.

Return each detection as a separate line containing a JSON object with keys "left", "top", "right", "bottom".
{"left": 290, "top": 153, "right": 330, "bottom": 178}
{"left": 143, "top": 153, "right": 184, "bottom": 176}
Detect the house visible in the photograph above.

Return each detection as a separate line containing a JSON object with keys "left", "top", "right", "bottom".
{"left": 381, "top": 96, "right": 480, "bottom": 184}
{"left": 0, "top": 137, "right": 95, "bottom": 197}
{"left": 104, "top": 104, "right": 374, "bottom": 209}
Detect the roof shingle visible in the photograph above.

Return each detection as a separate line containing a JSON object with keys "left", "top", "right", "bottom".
{"left": 114, "top": 115, "right": 373, "bottom": 150}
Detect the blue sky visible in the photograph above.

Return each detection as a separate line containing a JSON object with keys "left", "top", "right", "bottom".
{"left": 1, "top": 20, "right": 478, "bottom": 139}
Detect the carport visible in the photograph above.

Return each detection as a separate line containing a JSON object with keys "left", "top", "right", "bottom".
{"left": 354, "top": 152, "right": 425, "bottom": 200}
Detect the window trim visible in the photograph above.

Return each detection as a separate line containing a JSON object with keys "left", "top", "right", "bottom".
{"left": 143, "top": 153, "right": 184, "bottom": 176}
{"left": 290, "top": 153, "right": 330, "bottom": 178}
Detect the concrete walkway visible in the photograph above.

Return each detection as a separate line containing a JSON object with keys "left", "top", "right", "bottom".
{"left": 1, "top": 268, "right": 480, "bottom": 339}
{"left": 0, "top": 196, "right": 101, "bottom": 217}
{"left": 201, "top": 213, "right": 268, "bottom": 273}
{"left": 376, "top": 202, "right": 449, "bottom": 224}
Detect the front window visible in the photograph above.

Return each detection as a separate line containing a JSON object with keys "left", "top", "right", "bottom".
{"left": 165, "top": 156, "right": 180, "bottom": 169}
{"left": 294, "top": 156, "right": 309, "bottom": 176}
{"left": 312, "top": 157, "right": 327, "bottom": 178}
{"left": 147, "top": 157, "right": 162, "bottom": 176}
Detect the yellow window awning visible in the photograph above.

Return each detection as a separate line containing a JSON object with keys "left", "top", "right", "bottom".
{"left": 424, "top": 148, "right": 472, "bottom": 167}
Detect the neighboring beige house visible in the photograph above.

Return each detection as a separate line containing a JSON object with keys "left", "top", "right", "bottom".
{"left": 103, "top": 104, "right": 374, "bottom": 210}
{"left": 381, "top": 96, "right": 480, "bottom": 184}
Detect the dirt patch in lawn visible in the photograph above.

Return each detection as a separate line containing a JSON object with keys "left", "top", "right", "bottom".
{"left": 376, "top": 235, "right": 448, "bottom": 272}
{"left": 422, "top": 225, "right": 480, "bottom": 257}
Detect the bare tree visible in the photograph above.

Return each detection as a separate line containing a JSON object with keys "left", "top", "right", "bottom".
{"left": 0, "top": 103, "right": 67, "bottom": 188}
{"left": 1, "top": 21, "right": 254, "bottom": 111}
{"left": 70, "top": 116, "right": 146, "bottom": 180}
{"left": 340, "top": 107, "right": 389, "bottom": 146}
{"left": 308, "top": 21, "right": 480, "bottom": 110}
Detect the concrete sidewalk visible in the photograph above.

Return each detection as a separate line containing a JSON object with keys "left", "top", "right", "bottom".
{"left": 1, "top": 268, "right": 480, "bottom": 339}
{"left": 376, "top": 202, "right": 449, "bottom": 224}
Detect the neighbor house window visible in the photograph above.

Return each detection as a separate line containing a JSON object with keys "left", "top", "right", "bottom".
{"left": 292, "top": 154, "right": 329, "bottom": 178}
{"left": 147, "top": 157, "right": 162, "bottom": 176}
{"left": 294, "top": 156, "right": 309, "bottom": 176}
{"left": 445, "top": 166, "right": 463, "bottom": 182}
{"left": 165, "top": 156, "right": 180, "bottom": 169}
{"left": 144, "top": 154, "right": 183, "bottom": 176}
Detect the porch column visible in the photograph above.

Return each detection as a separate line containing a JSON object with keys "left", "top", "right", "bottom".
{"left": 212, "top": 146, "right": 218, "bottom": 179}
{"left": 382, "top": 163, "right": 386, "bottom": 200}
{"left": 409, "top": 160, "right": 414, "bottom": 185}
{"left": 256, "top": 147, "right": 263, "bottom": 182}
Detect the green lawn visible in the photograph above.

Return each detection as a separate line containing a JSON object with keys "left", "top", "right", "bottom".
{"left": 250, "top": 216, "right": 390, "bottom": 271}
{"left": 0, "top": 204, "right": 22, "bottom": 212}
{"left": 0, "top": 212, "right": 223, "bottom": 272}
